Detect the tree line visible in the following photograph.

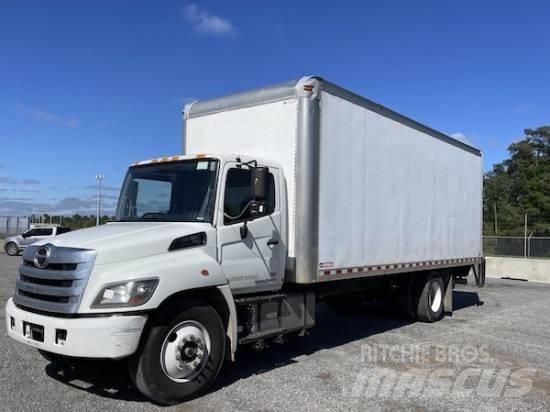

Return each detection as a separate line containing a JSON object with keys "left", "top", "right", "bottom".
{"left": 31, "top": 214, "right": 114, "bottom": 229}
{"left": 484, "top": 126, "right": 550, "bottom": 236}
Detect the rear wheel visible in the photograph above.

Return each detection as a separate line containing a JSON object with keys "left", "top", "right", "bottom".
{"left": 414, "top": 272, "right": 445, "bottom": 322}
{"left": 5, "top": 242, "right": 19, "bottom": 256}
{"left": 128, "top": 300, "right": 225, "bottom": 405}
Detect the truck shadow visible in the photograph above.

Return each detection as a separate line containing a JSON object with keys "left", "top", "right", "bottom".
{"left": 213, "top": 289, "right": 484, "bottom": 392}
{"left": 453, "top": 290, "right": 484, "bottom": 310}
{"left": 44, "top": 359, "right": 148, "bottom": 402}
{"left": 43, "top": 289, "right": 482, "bottom": 404}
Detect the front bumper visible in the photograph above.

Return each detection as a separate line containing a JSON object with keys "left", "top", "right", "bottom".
{"left": 5, "top": 298, "right": 147, "bottom": 359}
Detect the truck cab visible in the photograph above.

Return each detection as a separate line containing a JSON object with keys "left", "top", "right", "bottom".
{"left": 116, "top": 154, "right": 287, "bottom": 295}
{"left": 6, "top": 154, "right": 295, "bottom": 404}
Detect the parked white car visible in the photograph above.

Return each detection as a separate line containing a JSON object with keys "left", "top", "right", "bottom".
{"left": 4, "top": 226, "right": 71, "bottom": 256}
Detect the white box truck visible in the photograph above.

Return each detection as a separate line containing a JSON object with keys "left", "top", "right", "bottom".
{"left": 6, "top": 76, "right": 484, "bottom": 404}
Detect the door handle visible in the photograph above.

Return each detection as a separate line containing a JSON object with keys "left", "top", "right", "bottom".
{"left": 267, "top": 239, "right": 279, "bottom": 247}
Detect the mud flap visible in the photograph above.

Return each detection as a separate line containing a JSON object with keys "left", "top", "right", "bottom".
{"left": 472, "top": 258, "right": 486, "bottom": 287}
{"left": 443, "top": 273, "right": 453, "bottom": 316}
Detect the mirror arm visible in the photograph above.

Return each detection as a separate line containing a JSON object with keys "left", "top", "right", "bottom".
{"left": 240, "top": 221, "right": 248, "bottom": 239}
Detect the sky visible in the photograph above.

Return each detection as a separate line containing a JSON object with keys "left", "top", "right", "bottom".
{"left": 1, "top": 0, "right": 549, "bottom": 216}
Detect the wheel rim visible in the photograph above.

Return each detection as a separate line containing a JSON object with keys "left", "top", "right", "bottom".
{"left": 7, "top": 244, "right": 17, "bottom": 255}
{"left": 160, "top": 320, "right": 211, "bottom": 383}
{"left": 429, "top": 281, "right": 442, "bottom": 312}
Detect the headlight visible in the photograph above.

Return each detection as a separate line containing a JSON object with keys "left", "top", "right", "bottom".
{"left": 92, "top": 278, "right": 159, "bottom": 308}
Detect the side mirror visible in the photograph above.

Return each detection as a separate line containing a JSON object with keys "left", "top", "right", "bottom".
{"left": 251, "top": 167, "right": 268, "bottom": 200}
{"left": 22, "top": 233, "right": 29, "bottom": 239}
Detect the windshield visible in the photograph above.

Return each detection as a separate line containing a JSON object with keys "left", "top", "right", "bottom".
{"left": 115, "top": 159, "right": 219, "bottom": 223}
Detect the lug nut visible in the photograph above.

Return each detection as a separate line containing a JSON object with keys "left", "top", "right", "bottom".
{"left": 176, "top": 354, "right": 181, "bottom": 360}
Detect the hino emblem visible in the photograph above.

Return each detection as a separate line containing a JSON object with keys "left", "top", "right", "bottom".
{"left": 34, "top": 245, "right": 52, "bottom": 269}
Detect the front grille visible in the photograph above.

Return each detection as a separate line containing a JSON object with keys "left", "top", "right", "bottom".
{"left": 14, "top": 244, "right": 97, "bottom": 314}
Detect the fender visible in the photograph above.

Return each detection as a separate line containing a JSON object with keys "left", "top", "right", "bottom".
{"left": 216, "top": 284, "right": 238, "bottom": 361}
{"left": 79, "top": 247, "right": 229, "bottom": 313}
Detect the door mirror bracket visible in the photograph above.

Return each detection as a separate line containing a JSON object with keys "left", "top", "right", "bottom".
{"left": 240, "top": 221, "right": 248, "bottom": 239}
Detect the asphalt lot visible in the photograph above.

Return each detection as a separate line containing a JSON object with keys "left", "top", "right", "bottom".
{"left": 1, "top": 251, "right": 549, "bottom": 411}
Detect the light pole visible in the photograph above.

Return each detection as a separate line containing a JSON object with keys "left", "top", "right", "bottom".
{"left": 95, "top": 174, "right": 104, "bottom": 226}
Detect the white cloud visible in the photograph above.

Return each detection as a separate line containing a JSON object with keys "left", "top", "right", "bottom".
{"left": 183, "top": 3, "right": 236, "bottom": 36}
{"left": 0, "top": 176, "right": 40, "bottom": 185}
{"left": 85, "top": 184, "right": 120, "bottom": 192}
{"left": 16, "top": 102, "right": 80, "bottom": 128}
{"left": 0, "top": 195, "right": 117, "bottom": 216}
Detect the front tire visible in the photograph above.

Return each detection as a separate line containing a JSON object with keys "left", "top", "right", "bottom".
{"left": 129, "top": 300, "right": 226, "bottom": 405}
{"left": 5, "top": 242, "right": 19, "bottom": 256}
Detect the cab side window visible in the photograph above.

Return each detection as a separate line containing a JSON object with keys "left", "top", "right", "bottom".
{"left": 224, "top": 168, "right": 275, "bottom": 225}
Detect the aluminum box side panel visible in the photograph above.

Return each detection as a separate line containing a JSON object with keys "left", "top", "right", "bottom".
{"left": 185, "top": 99, "right": 299, "bottom": 257}
{"left": 317, "top": 91, "right": 482, "bottom": 275}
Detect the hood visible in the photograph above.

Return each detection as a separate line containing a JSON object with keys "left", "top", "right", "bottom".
{"left": 35, "top": 222, "right": 214, "bottom": 265}
{"left": 4, "top": 235, "right": 22, "bottom": 243}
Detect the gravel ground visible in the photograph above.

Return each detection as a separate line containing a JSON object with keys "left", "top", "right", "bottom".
{"left": 1, "top": 251, "right": 549, "bottom": 411}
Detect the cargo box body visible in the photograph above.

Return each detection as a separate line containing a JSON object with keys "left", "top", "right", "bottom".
{"left": 184, "top": 76, "right": 483, "bottom": 284}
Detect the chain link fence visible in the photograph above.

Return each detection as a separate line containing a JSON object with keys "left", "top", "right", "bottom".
{"left": 0, "top": 216, "right": 31, "bottom": 238}
{"left": 483, "top": 236, "right": 550, "bottom": 259}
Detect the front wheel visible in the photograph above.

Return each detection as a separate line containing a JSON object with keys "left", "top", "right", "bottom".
{"left": 5, "top": 242, "right": 19, "bottom": 256}
{"left": 129, "top": 300, "right": 226, "bottom": 405}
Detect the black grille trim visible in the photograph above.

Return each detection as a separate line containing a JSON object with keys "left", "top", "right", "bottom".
{"left": 23, "top": 260, "right": 77, "bottom": 271}
{"left": 18, "top": 290, "right": 70, "bottom": 304}
{"left": 20, "top": 275, "right": 73, "bottom": 288}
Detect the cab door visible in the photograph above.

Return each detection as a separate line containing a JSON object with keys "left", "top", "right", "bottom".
{"left": 217, "top": 163, "right": 285, "bottom": 294}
